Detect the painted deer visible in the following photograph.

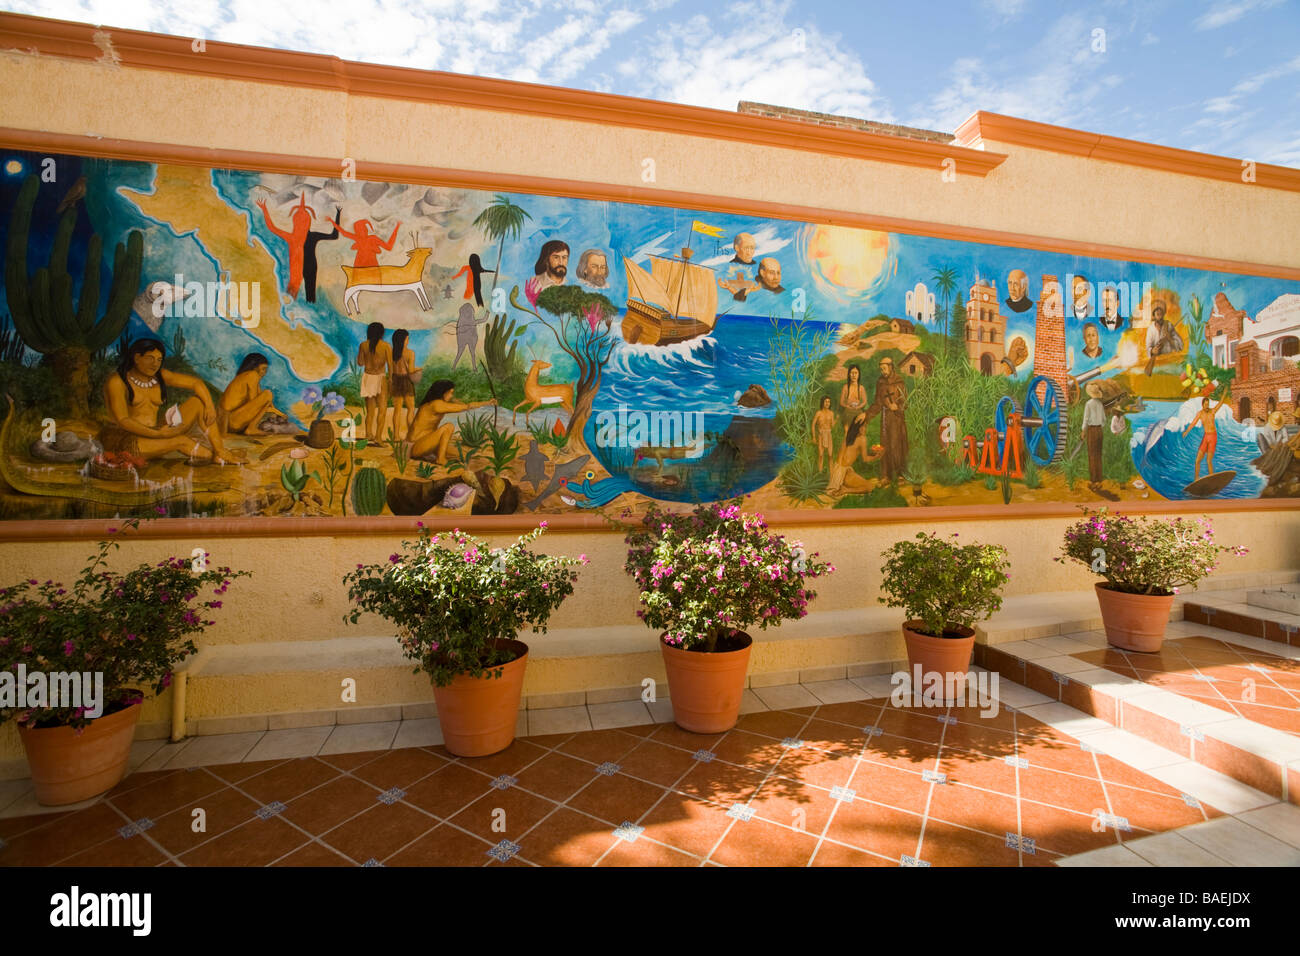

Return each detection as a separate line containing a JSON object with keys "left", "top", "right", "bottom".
{"left": 341, "top": 245, "right": 432, "bottom": 314}
{"left": 513, "top": 359, "right": 575, "bottom": 425}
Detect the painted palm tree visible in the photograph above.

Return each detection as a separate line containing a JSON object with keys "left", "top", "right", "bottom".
{"left": 931, "top": 266, "right": 958, "bottom": 361}
{"left": 472, "top": 195, "right": 532, "bottom": 309}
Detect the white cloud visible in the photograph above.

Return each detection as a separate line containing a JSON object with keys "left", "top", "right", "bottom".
{"left": 1193, "top": 0, "right": 1286, "bottom": 30}
{"left": 1140, "top": 32, "right": 1159, "bottom": 45}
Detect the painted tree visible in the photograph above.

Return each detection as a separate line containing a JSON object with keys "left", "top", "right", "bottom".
{"left": 931, "top": 266, "right": 958, "bottom": 360}
{"left": 472, "top": 195, "right": 532, "bottom": 311}
{"left": 510, "top": 284, "right": 618, "bottom": 449}
{"left": 5, "top": 175, "right": 143, "bottom": 418}
{"left": 947, "top": 297, "right": 968, "bottom": 364}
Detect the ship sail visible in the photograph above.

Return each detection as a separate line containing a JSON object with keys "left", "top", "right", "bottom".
{"left": 647, "top": 256, "right": 719, "bottom": 329}
{"left": 624, "top": 257, "right": 672, "bottom": 310}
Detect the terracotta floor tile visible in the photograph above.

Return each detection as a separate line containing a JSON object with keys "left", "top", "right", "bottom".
{"left": 520, "top": 732, "right": 574, "bottom": 749}
{"left": 844, "top": 762, "right": 932, "bottom": 813}
{"left": 940, "top": 721, "right": 1017, "bottom": 755}
{"left": 876, "top": 708, "right": 948, "bottom": 745}
{"left": 449, "top": 786, "right": 558, "bottom": 842}
{"left": 638, "top": 793, "right": 736, "bottom": 858}
{"left": 1019, "top": 764, "right": 1108, "bottom": 814}
{"left": 797, "top": 717, "right": 871, "bottom": 757}
{"left": 920, "top": 820, "right": 1022, "bottom": 866}
{"left": 146, "top": 785, "right": 261, "bottom": 855}
{"left": 926, "top": 782, "right": 1019, "bottom": 837}
{"left": 350, "top": 747, "right": 450, "bottom": 791}
{"left": 314, "top": 749, "right": 387, "bottom": 772}
{"left": 708, "top": 817, "right": 820, "bottom": 867}
{"left": 1092, "top": 755, "right": 1182, "bottom": 797}
{"left": 0, "top": 802, "right": 133, "bottom": 866}
{"left": 710, "top": 729, "right": 792, "bottom": 770}
{"left": 177, "top": 816, "right": 310, "bottom": 866}
{"left": 617, "top": 739, "right": 700, "bottom": 788}
{"left": 675, "top": 761, "right": 769, "bottom": 805}
{"left": 810, "top": 840, "right": 899, "bottom": 866}
{"left": 238, "top": 757, "right": 341, "bottom": 805}
{"left": 281, "top": 776, "right": 386, "bottom": 835}
{"left": 1018, "top": 799, "right": 1119, "bottom": 857}
{"left": 516, "top": 807, "right": 617, "bottom": 866}
{"left": 1015, "top": 737, "right": 1101, "bottom": 777}
{"left": 107, "top": 767, "right": 228, "bottom": 822}
{"left": 598, "top": 837, "right": 700, "bottom": 866}
{"left": 1104, "top": 782, "right": 1210, "bottom": 833}
{"left": 747, "top": 777, "right": 840, "bottom": 835}
{"left": 1235, "top": 702, "right": 1300, "bottom": 735}
{"left": 55, "top": 831, "right": 168, "bottom": 867}
{"left": 649, "top": 722, "right": 729, "bottom": 752}
{"left": 938, "top": 747, "right": 1020, "bottom": 795}
{"left": 823, "top": 798, "right": 924, "bottom": 861}
{"left": 566, "top": 772, "right": 667, "bottom": 825}
{"left": 401, "top": 763, "right": 494, "bottom": 819}
{"left": 271, "top": 841, "right": 355, "bottom": 867}
{"left": 447, "top": 740, "right": 551, "bottom": 778}
{"left": 773, "top": 748, "right": 858, "bottom": 791}
{"left": 553, "top": 730, "right": 641, "bottom": 766}
{"left": 204, "top": 760, "right": 286, "bottom": 785}
{"left": 615, "top": 722, "right": 659, "bottom": 737}
{"left": 732, "top": 710, "right": 811, "bottom": 741}
{"left": 0, "top": 809, "right": 72, "bottom": 842}
{"left": 858, "top": 732, "right": 942, "bottom": 771}
{"left": 105, "top": 768, "right": 180, "bottom": 798}
{"left": 512, "top": 751, "right": 599, "bottom": 803}
{"left": 386, "top": 823, "right": 496, "bottom": 867}
{"left": 811, "top": 700, "right": 884, "bottom": 729}
{"left": 320, "top": 801, "right": 438, "bottom": 863}
{"left": 948, "top": 704, "right": 1018, "bottom": 733}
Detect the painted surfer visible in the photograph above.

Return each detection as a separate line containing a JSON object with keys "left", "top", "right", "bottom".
{"left": 356, "top": 322, "right": 392, "bottom": 441}
{"left": 219, "top": 353, "right": 290, "bottom": 435}
{"left": 1182, "top": 387, "right": 1229, "bottom": 481}
{"left": 101, "top": 338, "right": 244, "bottom": 464}
{"left": 409, "top": 380, "right": 493, "bottom": 465}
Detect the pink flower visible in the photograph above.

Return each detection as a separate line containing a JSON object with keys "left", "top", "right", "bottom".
{"left": 63, "top": 640, "right": 74, "bottom": 656}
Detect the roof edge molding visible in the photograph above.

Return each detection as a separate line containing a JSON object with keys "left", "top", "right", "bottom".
{"left": 954, "top": 111, "right": 1300, "bottom": 193}
{"left": 0, "top": 11, "right": 1005, "bottom": 176}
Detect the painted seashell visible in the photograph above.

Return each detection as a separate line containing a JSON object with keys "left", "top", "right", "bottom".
{"left": 1132, "top": 479, "right": 1146, "bottom": 491}
{"left": 439, "top": 483, "right": 473, "bottom": 509}
{"left": 289, "top": 447, "right": 310, "bottom": 460}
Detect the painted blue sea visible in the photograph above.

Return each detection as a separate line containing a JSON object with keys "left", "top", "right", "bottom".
{"left": 1130, "top": 398, "right": 1266, "bottom": 500}
{"left": 582, "top": 313, "right": 826, "bottom": 502}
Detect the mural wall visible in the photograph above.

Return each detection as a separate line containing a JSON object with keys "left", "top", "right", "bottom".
{"left": 1, "top": 150, "right": 1298, "bottom": 521}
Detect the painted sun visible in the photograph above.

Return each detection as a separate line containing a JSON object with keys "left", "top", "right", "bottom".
{"left": 802, "top": 224, "right": 893, "bottom": 302}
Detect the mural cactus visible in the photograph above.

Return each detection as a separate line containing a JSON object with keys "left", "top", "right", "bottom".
{"left": 350, "top": 464, "right": 388, "bottom": 516}
{"left": 4, "top": 175, "right": 142, "bottom": 417}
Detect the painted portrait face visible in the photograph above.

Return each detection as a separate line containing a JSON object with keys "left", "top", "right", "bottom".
{"left": 133, "top": 348, "right": 163, "bottom": 377}
{"left": 734, "top": 233, "right": 756, "bottom": 263}
{"left": 1102, "top": 286, "right": 1119, "bottom": 317}
{"left": 1008, "top": 270, "right": 1028, "bottom": 301}
{"left": 1151, "top": 298, "right": 1166, "bottom": 322}
{"left": 880, "top": 358, "right": 894, "bottom": 375}
{"left": 1083, "top": 324, "right": 1100, "bottom": 350}
{"left": 821, "top": 397, "right": 831, "bottom": 409}
{"left": 848, "top": 365, "right": 860, "bottom": 383}
{"left": 547, "top": 249, "right": 569, "bottom": 279}
{"left": 586, "top": 253, "right": 607, "bottom": 284}
{"left": 758, "top": 258, "right": 782, "bottom": 290}
{"left": 1073, "top": 276, "right": 1091, "bottom": 312}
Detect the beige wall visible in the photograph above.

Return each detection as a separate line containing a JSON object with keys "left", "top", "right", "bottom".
{"left": 1, "top": 49, "right": 1298, "bottom": 766}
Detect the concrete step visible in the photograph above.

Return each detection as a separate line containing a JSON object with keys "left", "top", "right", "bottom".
{"left": 1248, "top": 586, "right": 1300, "bottom": 617}
{"left": 1184, "top": 589, "right": 1300, "bottom": 648}
{"left": 977, "top": 619, "right": 1300, "bottom": 808}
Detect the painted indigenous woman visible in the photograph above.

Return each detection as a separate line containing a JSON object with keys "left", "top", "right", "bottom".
{"left": 839, "top": 363, "right": 867, "bottom": 428}
{"left": 102, "top": 338, "right": 243, "bottom": 464}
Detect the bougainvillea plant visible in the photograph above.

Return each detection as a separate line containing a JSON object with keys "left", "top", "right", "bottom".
{"left": 622, "top": 500, "right": 833, "bottom": 653}
{"left": 1057, "top": 507, "right": 1247, "bottom": 596}
{"left": 0, "top": 512, "right": 249, "bottom": 730}
{"left": 343, "top": 522, "right": 587, "bottom": 687}
{"left": 878, "top": 532, "right": 1011, "bottom": 639}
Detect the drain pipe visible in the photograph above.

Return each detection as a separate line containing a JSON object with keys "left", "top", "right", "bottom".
{"left": 170, "top": 670, "right": 188, "bottom": 743}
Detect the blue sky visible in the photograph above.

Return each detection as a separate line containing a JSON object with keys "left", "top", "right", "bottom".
{"left": 6, "top": 0, "right": 1299, "bottom": 165}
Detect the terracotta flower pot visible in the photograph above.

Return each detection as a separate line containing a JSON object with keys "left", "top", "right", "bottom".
{"left": 1095, "top": 583, "right": 1174, "bottom": 653}
{"left": 901, "top": 621, "right": 976, "bottom": 696}
{"left": 431, "top": 639, "right": 529, "bottom": 757}
{"left": 18, "top": 699, "right": 142, "bottom": 806}
{"left": 660, "top": 632, "right": 753, "bottom": 734}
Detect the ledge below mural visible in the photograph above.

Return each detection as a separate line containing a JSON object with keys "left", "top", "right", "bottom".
{"left": 1, "top": 148, "right": 1298, "bottom": 526}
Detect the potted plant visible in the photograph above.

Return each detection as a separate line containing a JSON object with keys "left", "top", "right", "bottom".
{"left": 1057, "top": 507, "right": 1247, "bottom": 652}
{"left": 622, "top": 501, "right": 833, "bottom": 733}
{"left": 302, "top": 386, "right": 346, "bottom": 448}
{"left": 878, "top": 532, "right": 1010, "bottom": 692}
{"left": 343, "top": 522, "right": 586, "bottom": 757}
{"left": 0, "top": 515, "right": 248, "bottom": 805}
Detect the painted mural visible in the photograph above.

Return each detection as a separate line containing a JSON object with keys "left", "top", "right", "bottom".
{"left": 1, "top": 150, "right": 1298, "bottom": 521}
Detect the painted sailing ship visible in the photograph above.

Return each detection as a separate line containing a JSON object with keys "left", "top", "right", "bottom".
{"left": 622, "top": 245, "right": 720, "bottom": 346}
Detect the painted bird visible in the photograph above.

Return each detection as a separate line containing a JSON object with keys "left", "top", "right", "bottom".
{"left": 56, "top": 176, "right": 87, "bottom": 215}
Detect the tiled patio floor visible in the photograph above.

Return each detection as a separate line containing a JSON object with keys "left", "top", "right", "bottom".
{"left": 0, "top": 693, "right": 1244, "bottom": 867}
{"left": 1072, "top": 636, "right": 1300, "bottom": 737}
